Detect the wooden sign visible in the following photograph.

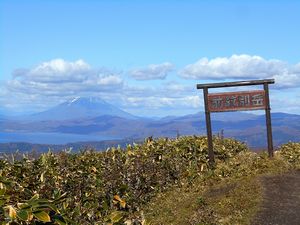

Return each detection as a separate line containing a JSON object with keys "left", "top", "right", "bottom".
{"left": 208, "top": 90, "right": 266, "bottom": 112}
{"left": 197, "top": 79, "right": 275, "bottom": 167}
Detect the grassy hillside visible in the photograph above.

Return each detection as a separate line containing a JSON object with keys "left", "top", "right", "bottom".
{"left": 1, "top": 136, "right": 300, "bottom": 224}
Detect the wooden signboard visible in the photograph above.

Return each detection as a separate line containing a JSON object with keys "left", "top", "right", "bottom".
{"left": 208, "top": 90, "right": 266, "bottom": 112}
{"left": 197, "top": 79, "right": 275, "bottom": 167}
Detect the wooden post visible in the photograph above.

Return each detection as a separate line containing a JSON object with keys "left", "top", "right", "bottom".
{"left": 203, "top": 87, "right": 215, "bottom": 166}
{"left": 264, "top": 83, "right": 274, "bottom": 157}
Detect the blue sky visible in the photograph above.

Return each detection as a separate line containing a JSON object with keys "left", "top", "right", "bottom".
{"left": 1, "top": 0, "right": 300, "bottom": 116}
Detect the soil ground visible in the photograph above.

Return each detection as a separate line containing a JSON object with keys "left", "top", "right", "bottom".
{"left": 251, "top": 170, "right": 300, "bottom": 225}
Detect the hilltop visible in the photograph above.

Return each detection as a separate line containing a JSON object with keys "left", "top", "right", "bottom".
{"left": 1, "top": 136, "right": 300, "bottom": 224}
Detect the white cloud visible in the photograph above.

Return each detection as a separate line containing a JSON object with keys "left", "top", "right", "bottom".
{"left": 273, "top": 72, "right": 300, "bottom": 89}
{"left": 13, "top": 59, "right": 91, "bottom": 83}
{"left": 183, "top": 96, "right": 202, "bottom": 108}
{"left": 123, "top": 95, "right": 201, "bottom": 109}
{"left": 96, "top": 75, "right": 123, "bottom": 85}
{"left": 270, "top": 91, "right": 300, "bottom": 114}
{"left": 129, "top": 62, "right": 174, "bottom": 80}
{"left": 165, "top": 82, "right": 189, "bottom": 92}
{"left": 180, "top": 54, "right": 300, "bottom": 89}
{"left": 293, "top": 62, "right": 300, "bottom": 73}
{"left": 7, "top": 59, "right": 123, "bottom": 97}
{"left": 3, "top": 56, "right": 300, "bottom": 116}
{"left": 122, "top": 82, "right": 195, "bottom": 100}
{"left": 180, "top": 55, "right": 286, "bottom": 80}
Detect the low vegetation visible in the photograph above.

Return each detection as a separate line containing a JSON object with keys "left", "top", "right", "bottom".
{"left": 1, "top": 136, "right": 300, "bottom": 224}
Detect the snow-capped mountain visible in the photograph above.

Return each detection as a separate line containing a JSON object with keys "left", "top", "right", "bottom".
{"left": 30, "top": 97, "right": 135, "bottom": 121}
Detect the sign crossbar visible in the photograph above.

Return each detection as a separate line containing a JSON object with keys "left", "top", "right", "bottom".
{"left": 197, "top": 79, "right": 275, "bottom": 89}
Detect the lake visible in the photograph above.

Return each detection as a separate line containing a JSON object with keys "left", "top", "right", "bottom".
{"left": 0, "top": 132, "right": 116, "bottom": 144}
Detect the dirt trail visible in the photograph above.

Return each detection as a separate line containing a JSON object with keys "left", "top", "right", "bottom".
{"left": 251, "top": 170, "right": 300, "bottom": 225}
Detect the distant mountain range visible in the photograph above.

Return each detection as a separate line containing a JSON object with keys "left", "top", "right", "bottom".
{"left": 1, "top": 97, "right": 300, "bottom": 151}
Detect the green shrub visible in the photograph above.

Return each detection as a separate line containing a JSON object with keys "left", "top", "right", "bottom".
{"left": 277, "top": 142, "right": 300, "bottom": 167}
{"left": 0, "top": 136, "right": 249, "bottom": 224}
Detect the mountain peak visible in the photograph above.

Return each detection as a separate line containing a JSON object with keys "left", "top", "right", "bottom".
{"left": 67, "top": 97, "right": 108, "bottom": 106}
{"left": 69, "top": 97, "right": 81, "bottom": 105}
{"left": 68, "top": 96, "right": 108, "bottom": 104}
{"left": 70, "top": 96, "right": 81, "bottom": 102}
{"left": 31, "top": 97, "right": 135, "bottom": 121}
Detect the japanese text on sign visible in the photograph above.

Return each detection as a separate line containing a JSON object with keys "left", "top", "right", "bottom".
{"left": 208, "top": 90, "right": 266, "bottom": 112}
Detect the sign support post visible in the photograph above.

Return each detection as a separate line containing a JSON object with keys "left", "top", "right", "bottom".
{"left": 203, "top": 87, "right": 215, "bottom": 166}
{"left": 197, "top": 79, "right": 275, "bottom": 165}
{"left": 264, "top": 83, "right": 274, "bottom": 157}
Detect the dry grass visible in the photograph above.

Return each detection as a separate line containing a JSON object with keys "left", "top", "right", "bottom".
{"left": 143, "top": 150, "right": 297, "bottom": 225}
{"left": 144, "top": 177, "right": 262, "bottom": 225}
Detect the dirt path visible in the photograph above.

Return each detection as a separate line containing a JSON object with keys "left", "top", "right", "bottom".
{"left": 251, "top": 170, "right": 300, "bottom": 225}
